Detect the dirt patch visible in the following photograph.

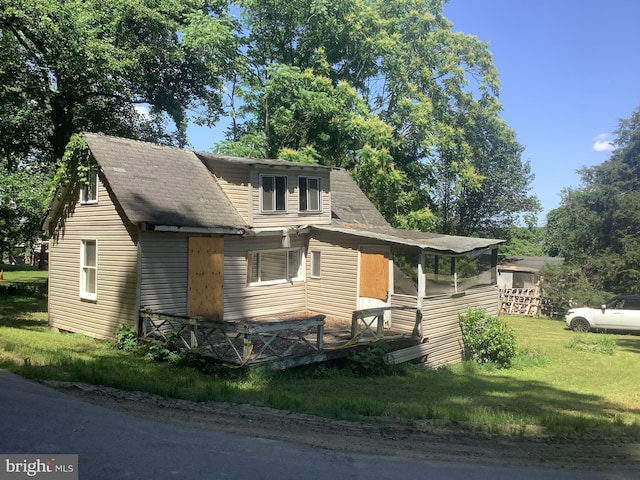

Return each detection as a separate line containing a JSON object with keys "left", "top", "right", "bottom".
{"left": 46, "top": 381, "right": 640, "bottom": 473}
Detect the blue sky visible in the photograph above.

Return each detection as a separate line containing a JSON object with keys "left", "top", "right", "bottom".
{"left": 187, "top": 1, "right": 640, "bottom": 224}
{"left": 443, "top": 0, "right": 640, "bottom": 222}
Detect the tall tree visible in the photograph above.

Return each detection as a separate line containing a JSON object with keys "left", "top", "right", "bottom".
{"left": 1, "top": 0, "right": 239, "bottom": 167}
{"left": 220, "top": 0, "right": 538, "bottom": 235}
{"left": 1, "top": 0, "right": 240, "bottom": 260}
{"left": 0, "top": 164, "right": 49, "bottom": 258}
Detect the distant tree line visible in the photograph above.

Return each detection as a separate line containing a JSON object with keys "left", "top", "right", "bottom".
{"left": 539, "top": 107, "right": 640, "bottom": 311}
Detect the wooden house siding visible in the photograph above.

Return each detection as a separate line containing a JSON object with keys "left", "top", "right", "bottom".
{"left": 48, "top": 177, "right": 139, "bottom": 340}
{"left": 139, "top": 232, "right": 189, "bottom": 315}
{"left": 204, "top": 158, "right": 252, "bottom": 222}
{"left": 306, "top": 231, "right": 389, "bottom": 320}
{"left": 249, "top": 168, "right": 332, "bottom": 228}
{"left": 140, "top": 233, "right": 307, "bottom": 320}
{"left": 420, "top": 285, "right": 500, "bottom": 368}
{"left": 222, "top": 235, "right": 307, "bottom": 320}
{"left": 306, "top": 235, "right": 358, "bottom": 319}
{"left": 390, "top": 294, "right": 421, "bottom": 332}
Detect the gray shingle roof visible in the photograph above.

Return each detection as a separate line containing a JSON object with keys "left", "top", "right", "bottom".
{"left": 51, "top": 133, "right": 503, "bottom": 254}
{"left": 499, "top": 256, "right": 565, "bottom": 272}
{"left": 196, "top": 151, "right": 334, "bottom": 171}
{"left": 84, "top": 133, "right": 246, "bottom": 231}
{"left": 329, "top": 169, "right": 391, "bottom": 228}
{"left": 321, "top": 169, "right": 503, "bottom": 255}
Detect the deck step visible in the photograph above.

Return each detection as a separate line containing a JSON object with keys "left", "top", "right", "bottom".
{"left": 385, "top": 342, "right": 430, "bottom": 364}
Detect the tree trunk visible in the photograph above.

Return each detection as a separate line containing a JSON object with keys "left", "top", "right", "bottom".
{"left": 49, "top": 95, "right": 74, "bottom": 162}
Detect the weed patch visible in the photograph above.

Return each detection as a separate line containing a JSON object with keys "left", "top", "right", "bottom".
{"left": 568, "top": 334, "right": 615, "bottom": 355}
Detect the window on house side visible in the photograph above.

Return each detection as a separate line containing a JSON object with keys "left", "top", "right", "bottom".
{"left": 248, "top": 249, "right": 302, "bottom": 284}
{"left": 310, "top": 251, "right": 321, "bottom": 278}
{"left": 80, "top": 166, "right": 98, "bottom": 204}
{"left": 261, "top": 175, "right": 287, "bottom": 212}
{"left": 80, "top": 240, "right": 97, "bottom": 300}
{"left": 299, "top": 177, "right": 320, "bottom": 212}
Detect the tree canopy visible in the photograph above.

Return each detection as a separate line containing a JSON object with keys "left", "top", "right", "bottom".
{"left": 1, "top": 0, "right": 239, "bottom": 255}
{"left": 1, "top": 0, "right": 540, "bottom": 260}
{"left": 218, "top": 0, "right": 539, "bottom": 236}
{"left": 1, "top": 0, "right": 238, "bottom": 165}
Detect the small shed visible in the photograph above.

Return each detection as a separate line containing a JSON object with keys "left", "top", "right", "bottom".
{"left": 498, "top": 256, "right": 564, "bottom": 290}
{"left": 498, "top": 256, "right": 564, "bottom": 316}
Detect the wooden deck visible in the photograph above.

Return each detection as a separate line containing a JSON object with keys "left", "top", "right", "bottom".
{"left": 139, "top": 307, "right": 423, "bottom": 369}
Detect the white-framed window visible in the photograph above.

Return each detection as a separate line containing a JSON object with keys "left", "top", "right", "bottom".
{"left": 80, "top": 166, "right": 98, "bottom": 204}
{"left": 299, "top": 176, "right": 321, "bottom": 212}
{"left": 80, "top": 239, "right": 97, "bottom": 300}
{"left": 310, "top": 251, "right": 321, "bottom": 278}
{"left": 260, "top": 175, "right": 287, "bottom": 212}
{"left": 248, "top": 248, "right": 303, "bottom": 285}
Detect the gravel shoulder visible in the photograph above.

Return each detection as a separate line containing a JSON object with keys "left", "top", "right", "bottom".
{"left": 46, "top": 381, "right": 640, "bottom": 474}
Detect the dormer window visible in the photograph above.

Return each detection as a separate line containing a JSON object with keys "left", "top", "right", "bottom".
{"left": 80, "top": 165, "right": 98, "bottom": 204}
{"left": 261, "top": 175, "right": 287, "bottom": 212}
{"left": 299, "top": 176, "right": 320, "bottom": 212}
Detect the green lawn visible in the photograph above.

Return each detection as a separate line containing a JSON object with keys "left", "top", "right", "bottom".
{"left": 1, "top": 270, "right": 639, "bottom": 439}
{"left": 0, "top": 264, "right": 48, "bottom": 283}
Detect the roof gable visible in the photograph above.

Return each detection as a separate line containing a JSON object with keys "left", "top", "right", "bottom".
{"left": 45, "top": 133, "right": 504, "bottom": 254}
{"left": 83, "top": 134, "right": 246, "bottom": 231}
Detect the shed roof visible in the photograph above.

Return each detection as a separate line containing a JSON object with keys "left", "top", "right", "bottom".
{"left": 314, "top": 224, "right": 503, "bottom": 255}
{"left": 498, "top": 256, "right": 564, "bottom": 272}
{"left": 83, "top": 133, "right": 246, "bottom": 232}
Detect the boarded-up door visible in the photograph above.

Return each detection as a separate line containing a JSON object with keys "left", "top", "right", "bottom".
{"left": 359, "top": 248, "right": 390, "bottom": 301}
{"left": 358, "top": 246, "right": 391, "bottom": 327}
{"left": 187, "top": 237, "right": 224, "bottom": 320}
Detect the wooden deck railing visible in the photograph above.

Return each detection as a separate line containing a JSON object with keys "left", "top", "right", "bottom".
{"left": 351, "top": 306, "right": 421, "bottom": 340}
{"left": 139, "top": 309, "right": 325, "bottom": 366}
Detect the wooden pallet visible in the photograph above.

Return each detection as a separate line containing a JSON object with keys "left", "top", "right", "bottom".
{"left": 499, "top": 286, "right": 543, "bottom": 317}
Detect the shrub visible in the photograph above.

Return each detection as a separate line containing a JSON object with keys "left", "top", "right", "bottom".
{"left": 348, "top": 341, "right": 400, "bottom": 377}
{"left": 113, "top": 324, "right": 139, "bottom": 351}
{"left": 459, "top": 309, "right": 516, "bottom": 368}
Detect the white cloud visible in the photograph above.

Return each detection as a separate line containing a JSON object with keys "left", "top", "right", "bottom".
{"left": 592, "top": 133, "right": 615, "bottom": 152}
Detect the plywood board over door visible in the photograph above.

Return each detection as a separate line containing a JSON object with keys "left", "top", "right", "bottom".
{"left": 188, "top": 237, "right": 224, "bottom": 320}
{"left": 358, "top": 245, "right": 392, "bottom": 327}
{"left": 359, "top": 247, "right": 390, "bottom": 301}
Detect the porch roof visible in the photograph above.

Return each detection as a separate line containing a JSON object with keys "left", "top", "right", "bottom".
{"left": 312, "top": 225, "right": 504, "bottom": 255}
{"left": 325, "top": 167, "right": 503, "bottom": 255}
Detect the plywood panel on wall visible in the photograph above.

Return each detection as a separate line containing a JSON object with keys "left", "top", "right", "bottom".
{"left": 359, "top": 249, "right": 389, "bottom": 301}
{"left": 188, "top": 237, "right": 224, "bottom": 319}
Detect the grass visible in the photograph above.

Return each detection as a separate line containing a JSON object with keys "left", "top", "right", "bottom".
{"left": 0, "top": 264, "right": 48, "bottom": 285}
{"left": 2, "top": 268, "right": 640, "bottom": 440}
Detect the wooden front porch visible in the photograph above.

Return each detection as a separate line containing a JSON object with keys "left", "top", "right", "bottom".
{"left": 139, "top": 307, "right": 425, "bottom": 369}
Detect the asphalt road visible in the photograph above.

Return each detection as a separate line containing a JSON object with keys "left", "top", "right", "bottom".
{"left": 0, "top": 370, "right": 626, "bottom": 479}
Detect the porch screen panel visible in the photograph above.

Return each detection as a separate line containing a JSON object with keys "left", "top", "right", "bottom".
{"left": 188, "top": 237, "right": 224, "bottom": 319}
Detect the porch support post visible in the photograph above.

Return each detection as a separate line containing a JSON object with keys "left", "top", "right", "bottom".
{"left": 417, "top": 253, "right": 426, "bottom": 339}
{"left": 418, "top": 253, "right": 426, "bottom": 299}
